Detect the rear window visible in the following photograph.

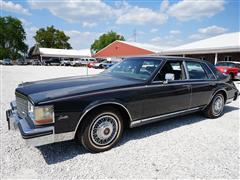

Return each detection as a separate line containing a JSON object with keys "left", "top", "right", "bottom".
{"left": 202, "top": 63, "right": 216, "bottom": 80}
{"left": 207, "top": 62, "right": 226, "bottom": 79}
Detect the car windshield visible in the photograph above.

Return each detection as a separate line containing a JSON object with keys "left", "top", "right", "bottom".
{"left": 104, "top": 58, "right": 162, "bottom": 80}
{"left": 232, "top": 63, "right": 240, "bottom": 68}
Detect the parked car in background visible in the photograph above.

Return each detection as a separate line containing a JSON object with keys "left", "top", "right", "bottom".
{"left": 0, "top": 60, "right": 3, "bottom": 65}
{"left": 87, "top": 61, "right": 97, "bottom": 68}
{"left": 93, "top": 60, "right": 120, "bottom": 69}
{"left": 16, "top": 58, "right": 28, "bottom": 65}
{"left": 2, "top": 58, "right": 13, "bottom": 65}
{"left": 93, "top": 60, "right": 110, "bottom": 69}
{"left": 60, "top": 59, "right": 71, "bottom": 66}
{"left": 80, "top": 58, "right": 96, "bottom": 66}
{"left": 215, "top": 61, "right": 240, "bottom": 80}
{"left": 70, "top": 59, "right": 81, "bottom": 66}
{"left": 6, "top": 57, "right": 239, "bottom": 153}
{"left": 103, "top": 61, "right": 119, "bottom": 69}
{"left": 44, "top": 58, "right": 61, "bottom": 66}
{"left": 31, "top": 59, "right": 42, "bottom": 66}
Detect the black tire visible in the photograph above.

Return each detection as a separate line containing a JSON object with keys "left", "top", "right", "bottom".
{"left": 202, "top": 93, "right": 225, "bottom": 118}
{"left": 77, "top": 107, "right": 124, "bottom": 153}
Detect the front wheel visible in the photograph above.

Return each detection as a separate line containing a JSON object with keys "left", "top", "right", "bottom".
{"left": 78, "top": 108, "right": 124, "bottom": 153}
{"left": 202, "top": 93, "right": 225, "bottom": 118}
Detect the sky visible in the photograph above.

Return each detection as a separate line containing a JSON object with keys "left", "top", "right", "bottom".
{"left": 1, "top": 0, "right": 239, "bottom": 50}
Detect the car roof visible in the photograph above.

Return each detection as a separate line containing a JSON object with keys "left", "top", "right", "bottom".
{"left": 126, "top": 55, "right": 208, "bottom": 63}
{"left": 217, "top": 61, "right": 240, "bottom": 64}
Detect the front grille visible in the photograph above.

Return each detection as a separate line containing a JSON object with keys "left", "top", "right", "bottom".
{"left": 16, "top": 93, "right": 28, "bottom": 118}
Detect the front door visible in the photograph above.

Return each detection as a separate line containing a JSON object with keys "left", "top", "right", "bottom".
{"left": 141, "top": 60, "right": 191, "bottom": 119}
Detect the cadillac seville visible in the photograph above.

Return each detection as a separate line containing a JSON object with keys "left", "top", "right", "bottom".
{"left": 6, "top": 57, "right": 239, "bottom": 152}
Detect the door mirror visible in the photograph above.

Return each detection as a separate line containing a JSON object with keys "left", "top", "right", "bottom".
{"left": 165, "top": 73, "right": 175, "bottom": 81}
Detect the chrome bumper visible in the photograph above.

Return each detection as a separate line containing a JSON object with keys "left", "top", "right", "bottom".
{"left": 6, "top": 101, "right": 74, "bottom": 147}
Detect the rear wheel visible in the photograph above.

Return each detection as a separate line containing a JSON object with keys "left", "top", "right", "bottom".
{"left": 77, "top": 107, "right": 124, "bottom": 153}
{"left": 202, "top": 93, "right": 225, "bottom": 118}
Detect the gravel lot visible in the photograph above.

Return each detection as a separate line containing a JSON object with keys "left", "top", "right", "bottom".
{"left": 1, "top": 66, "right": 239, "bottom": 179}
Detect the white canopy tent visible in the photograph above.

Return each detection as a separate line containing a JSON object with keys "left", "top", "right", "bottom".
{"left": 32, "top": 47, "right": 92, "bottom": 62}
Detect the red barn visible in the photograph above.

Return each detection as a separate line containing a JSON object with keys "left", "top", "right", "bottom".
{"left": 94, "top": 40, "right": 161, "bottom": 58}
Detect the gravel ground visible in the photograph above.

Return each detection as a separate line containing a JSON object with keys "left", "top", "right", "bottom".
{"left": 1, "top": 65, "right": 239, "bottom": 179}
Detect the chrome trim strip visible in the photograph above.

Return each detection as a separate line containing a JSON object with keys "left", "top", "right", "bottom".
{"left": 204, "top": 62, "right": 217, "bottom": 80}
{"left": 73, "top": 102, "right": 132, "bottom": 136}
{"left": 25, "top": 134, "right": 54, "bottom": 147}
{"left": 54, "top": 132, "right": 75, "bottom": 142}
{"left": 40, "top": 80, "right": 215, "bottom": 105}
{"left": 25, "top": 132, "right": 75, "bottom": 147}
{"left": 183, "top": 60, "right": 190, "bottom": 79}
{"left": 130, "top": 107, "right": 201, "bottom": 127}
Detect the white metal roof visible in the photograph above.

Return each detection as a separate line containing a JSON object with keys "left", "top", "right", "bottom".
{"left": 161, "top": 32, "right": 240, "bottom": 55}
{"left": 33, "top": 47, "right": 92, "bottom": 58}
{"left": 117, "top": 40, "right": 163, "bottom": 53}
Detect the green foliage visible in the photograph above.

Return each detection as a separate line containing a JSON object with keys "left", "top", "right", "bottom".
{"left": 0, "top": 16, "right": 28, "bottom": 59}
{"left": 34, "top": 26, "right": 72, "bottom": 49}
{"left": 91, "top": 31, "right": 125, "bottom": 53}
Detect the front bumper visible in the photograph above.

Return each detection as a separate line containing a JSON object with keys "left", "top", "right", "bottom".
{"left": 6, "top": 101, "right": 74, "bottom": 147}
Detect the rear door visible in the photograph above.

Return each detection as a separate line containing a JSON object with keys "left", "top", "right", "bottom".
{"left": 185, "top": 60, "right": 217, "bottom": 108}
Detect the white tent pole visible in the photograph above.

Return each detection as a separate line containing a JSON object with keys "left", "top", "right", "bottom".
{"left": 40, "top": 55, "right": 42, "bottom": 65}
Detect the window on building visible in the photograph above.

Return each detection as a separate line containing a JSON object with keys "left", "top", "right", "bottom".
{"left": 224, "top": 56, "right": 232, "bottom": 61}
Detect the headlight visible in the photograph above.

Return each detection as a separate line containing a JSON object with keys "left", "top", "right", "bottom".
{"left": 28, "top": 101, "right": 54, "bottom": 125}
{"left": 223, "top": 69, "right": 227, "bottom": 73}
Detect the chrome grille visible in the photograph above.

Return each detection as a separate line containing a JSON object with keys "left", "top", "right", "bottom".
{"left": 16, "top": 94, "right": 28, "bottom": 118}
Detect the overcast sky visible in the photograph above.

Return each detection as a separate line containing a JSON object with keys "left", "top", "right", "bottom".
{"left": 1, "top": 0, "right": 239, "bottom": 50}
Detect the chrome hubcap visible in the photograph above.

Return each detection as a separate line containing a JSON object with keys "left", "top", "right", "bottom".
{"left": 213, "top": 95, "right": 224, "bottom": 115}
{"left": 90, "top": 115, "right": 119, "bottom": 146}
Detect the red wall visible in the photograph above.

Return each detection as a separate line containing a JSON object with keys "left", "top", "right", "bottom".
{"left": 94, "top": 41, "right": 154, "bottom": 58}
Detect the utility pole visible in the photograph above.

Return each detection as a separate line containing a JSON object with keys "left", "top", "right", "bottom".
{"left": 133, "top": 29, "right": 137, "bottom": 42}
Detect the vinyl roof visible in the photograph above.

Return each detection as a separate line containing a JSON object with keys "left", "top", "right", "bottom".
{"left": 33, "top": 47, "right": 92, "bottom": 58}
{"left": 161, "top": 32, "right": 240, "bottom": 55}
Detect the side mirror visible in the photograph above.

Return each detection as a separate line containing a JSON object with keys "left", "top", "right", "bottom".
{"left": 164, "top": 73, "right": 175, "bottom": 83}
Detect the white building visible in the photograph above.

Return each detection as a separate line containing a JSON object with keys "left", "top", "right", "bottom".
{"left": 160, "top": 32, "right": 240, "bottom": 64}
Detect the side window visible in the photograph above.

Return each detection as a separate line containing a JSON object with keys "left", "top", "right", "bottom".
{"left": 140, "top": 61, "right": 159, "bottom": 74}
{"left": 154, "top": 61, "right": 185, "bottom": 81}
{"left": 186, "top": 61, "right": 208, "bottom": 80}
{"left": 202, "top": 63, "right": 216, "bottom": 80}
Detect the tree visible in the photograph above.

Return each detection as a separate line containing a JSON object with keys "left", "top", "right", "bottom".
{"left": 91, "top": 31, "right": 125, "bottom": 53}
{"left": 0, "top": 16, "right": 28, "bottom": 59}
{"left": 34, "top": 26, "right": 72, "bottom": 49}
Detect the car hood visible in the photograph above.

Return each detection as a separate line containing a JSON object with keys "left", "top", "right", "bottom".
{"left": 16, "top": 74, "right": 141, "bottom": 104}
{"left": 216, "top": 66, "right": 230, "bottom": 71}
{"left": 216, "top": 66, "right": 239, "bottom": 71}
